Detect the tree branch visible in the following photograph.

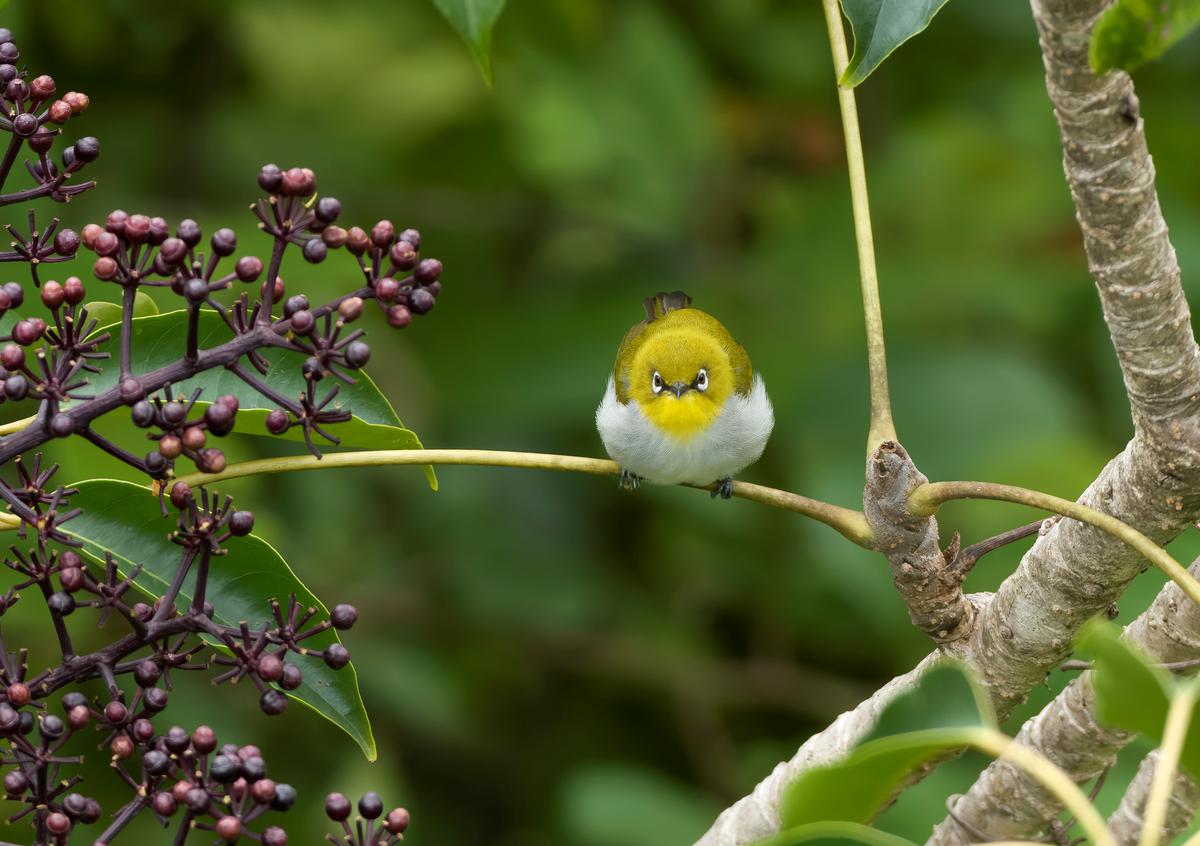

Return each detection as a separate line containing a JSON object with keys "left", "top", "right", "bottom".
{"left": 1109, "top": 751, "right": 1200, "bottom": 846}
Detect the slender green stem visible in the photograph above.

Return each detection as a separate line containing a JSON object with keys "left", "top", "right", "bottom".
{"left": 910, "top": 481, "right": 1200, "bottom": 609}
{"left": 1140, "top": 682, "right": 1198, "bottom": 846}
{"left": 821, "top": 0, "right": 896, "bottom": 455}
{"left": 166, "top": 449, "right": 875, "bottom": 546}
{"left": 0, "top": 415, "right": 35, "bottom": 436}
{"left": 968, "top": 727, "right": 1113, "bottom": 846}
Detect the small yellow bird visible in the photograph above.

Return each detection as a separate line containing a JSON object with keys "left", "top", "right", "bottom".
{"left": 596, "top": 292, "right": 774, "bottom": 498}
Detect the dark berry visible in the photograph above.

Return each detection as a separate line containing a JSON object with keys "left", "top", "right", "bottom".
{"left": 315, "top": 196, "right": 341, "bottom": 223}
{"left": 143, "top": 750, "right": 171, "bottom": 776}
{"left": 105, "top": 210, "right": 129, "bottom": 237}
{"left": 45, "top": 812, "right": 70, "bottom": 835}
{"left": 143, "top": 686, "right": 169, "bottom": 712}
{"left": 371, "top": 220, "right": 395, "bottom": 248}
{"left": 325, "top": 793, "right": 352, "bottom": 822}
{"left": 192, "top": 725, "right": 217, "bottom": 754}
{"left": 344, "top": 341, "right": 370, "bottom": 369}
{"left": 149, "top": 216, "right": 170, "bottom": 244}
{"left": 183, "top": 277, "right": 209, "bottom": 303}
{"left": 415, "top": 258, "right": 442, "bottom": 283}
{"left": 257, "top": 654, "right": 283, "bottom": 682}
{"left": 6, "top": 682, "right": 29, "bottom": 706}
{"left": 197, "top": 448, "right": 226, "bottom": 474}
{"left": 387, "top": 304, "right": 412, "bottom": 328}
{"left": 49, "top": 413, "right": 74, "bottom": 438}
{"left": 279, "top": 663, "right": 303, "bottom": 691}
{"left": 289, "top": 309, "right": 314, "bottom": 334}
{"left": 330, "top": 604, "right": 358, "bottom": 630}
{"left": 182, "top": 427, "right": 206, "bottom": 451}
{"left": 266, "top": 409, "right": 289, "bottom": 435}
{"left": 41, "top": 280, "right": 65, "bottom": 309}
{"left": 324, "top": 643, "right": 350, "bottom": 670}
{"left": 104, "top": 701, "right": 128, "bottom": 725}
{"left": 409, "top": 287, "right": 436, "bottom": 315}
{"left": 64, "top": 91, "right": 90, "bottom": 114}
{"left": 47, "top": 591, "right": 75, "bottom": 615}
{"left": 359, "top": 792, "right": 383, "bottom": 820}
{"left": 73, "top": 136, "right": 100, "bottom": 162}
{"left": 302, "top": 238, "right": 327, "bottom": 263}
{"left": 13, "top": 318, "right": 44, "bottom": 345}
{"left": 338, "top": 297, "right": 363, "bottom": 322}
{"left": 211, "top": 754, "right": 241, "bottom": 783}
{"left": 30, "top": 74, "right": 55, "bottom": 99}
{"left": 2, "top": 282, "right": 21, "bottom": 308}
{"left": 252, "top": 778, "right": 277, "bottom": 804}
{"left": 157, "top": 434, "right": 182, "bottom": 459}
{"left": 185, "top": 787, "right": 210, "bottom": 811}
{"left": 211, "top": 228, "right": 237, "bottom": 256}
{"left": 92, "top": 256, "right": 118, "bottom": 280}
{"left": 398, "top": 227, "right": 420, "bottom": 249}
{"left": 260, "top": 689, "right": 288, "bottom": 716}
{"left": 67, "top": 704, "right": 89, "bottom": 730}
{"left": 131, "top": 718, "right": 155, "bottom": 743}
{"left": 205, "top": 402, "right": 235, "bottom": 435}
{"left": 144, "top": 450, "right": 167, "bottom": 474}
{"left": 162, "top": 401, "right": 187, "bottom": 426}
{"left": 40, "top": 714, "right": 65, "bottom": 739}
{"left": 1, "top": 344, "right": 24, "bottom": 370}
{"left": 165, "top": 725, "right": 190, "bottom": 754}
{"left": 229, "top": 510, "right": 254, "bottom": 536}
{"left": 346, "top": 227, "right": 369, "bottom": 255}
{"left": 59, "top": 564, "right": 85, "bottom": 592}
{"left": 375, "top": 276, "right": 400, "bottom": 302}
{"left": 135, "top": 659, "right": 162, "bottom": 687}
{"left": 258, "top": 164, "right": 283, "bottom": 193}
{"left": 154, "top": 791, "right": 178, "bottom": 816}
{"left": 124, "top": 214, "right": 151, "bottom": 243}
{"left": 321, "top": 225, "right": 348, "bottom": 248}
{"left": 4, "top": 374, "right": 26, "bottom": 400}
{"left": 54, "top": 228, "right": 80, "bottom": 256}
{"left": 283, "top": 293, "right": 309, "bottom": 316}
{"left": 63, "top": 276, "right": 85, "bottom": 304}
{"left": 385, "top": 808, "right": 411, "bottom": 835}
{"left": 216, "top": 815, "right": 242, "bottom": 841}
{"left": 4, "top": 769, "right": 28, "bottom": 796}
{"left": 168, "top": 482, "right": 192, "bottom": 510}
{"left": 271, "top": 783, "right": 297, "bottom": 812}
{"left": 390, "top": 239, "right": 418, "bottom": 270}
{"left": 159, "top": 237, "right": 187, "bottom": 264}
{"left": 131, "top": 400, "right": 156, "bottom": 427}
{"left": 177, "top": 219, "right": 201, "bottom": 247}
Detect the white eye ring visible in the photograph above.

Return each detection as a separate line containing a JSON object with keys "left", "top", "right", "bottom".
{"left": 651, "top": 371, "right": 665, "bottom": 394}
{"left": 696, "top": 368, "right": 708, "bottom": 392}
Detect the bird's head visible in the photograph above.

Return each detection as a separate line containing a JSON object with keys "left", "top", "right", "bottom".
{"left": 627, "top": 329, "right": 735, "bottom": 439}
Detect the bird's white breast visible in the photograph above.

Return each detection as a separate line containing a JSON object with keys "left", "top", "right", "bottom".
{"left": 595, "top": 375, "right": 774, "bottom": 486}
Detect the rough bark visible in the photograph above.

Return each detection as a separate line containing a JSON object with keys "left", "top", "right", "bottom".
{"left": 1109, "top": 751, "right": 1200, "bottom": 846}
{"left": 694, "top": 652, "right": 948, "bottom": 846}
{"left": 928, "top": 559, "right": 1200, "bottom": 845}
{"left": 693, "top": 0, "right": 1200, "bottom": 840}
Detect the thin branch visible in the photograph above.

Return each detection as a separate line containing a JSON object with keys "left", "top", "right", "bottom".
{"left": 169, "top": 448, "right": 875, "bottom": 546}
{"left": 910, "top": 481, "right": 1200, "bottom": 608}
{"left": 821, "top": 0, "right": 895, "bottom": 454}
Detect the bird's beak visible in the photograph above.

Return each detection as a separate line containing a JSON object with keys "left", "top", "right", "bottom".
{"left": 669, "top": 382, "right": 689, "bottom": 399}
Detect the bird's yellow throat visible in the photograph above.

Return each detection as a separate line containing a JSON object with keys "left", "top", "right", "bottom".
{"left": 627, "top": 327, "right": 735, "bottom": 440}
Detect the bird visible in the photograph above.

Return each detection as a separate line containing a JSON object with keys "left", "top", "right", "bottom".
{"left": 595, "top": 291, "right": 774, "bottom": 499}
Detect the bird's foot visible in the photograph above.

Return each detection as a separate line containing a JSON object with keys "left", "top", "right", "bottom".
{"left": 711, "top": 476, "right": 734, "bottom": 500}
{"left": 619, "top": 469, "right": 642, "bottom": 491}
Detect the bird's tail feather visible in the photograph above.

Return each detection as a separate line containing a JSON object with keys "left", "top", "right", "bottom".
{"left": 642, "top": 291, "right": 692, "bottom": 321}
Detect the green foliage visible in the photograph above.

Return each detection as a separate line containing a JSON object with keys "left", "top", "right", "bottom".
{"left": 81, "top": 309, "right": 435, "bottom": 488}
{"left": 84, "top": 291, "right": 159, "bottom": 325}
{"left": 61, "top": 479, "right": 377, "bottom": 759}
{"left": 430, "top": 0, "right": 507, "bottom": 84}
{"left": 839, "top": 0, "right": 952, "bottom": 87}
{"left": 759, "top": 821, "right": 918, "bottom": 846}
{"left": 1091, "top": 0, "right": 1200, "bottom": 73}
{"left": 776, "top": 664, "right": 992, "bottom": 830}
{"left": 1079, "top": 619, "right": 1200, "bottom": 777}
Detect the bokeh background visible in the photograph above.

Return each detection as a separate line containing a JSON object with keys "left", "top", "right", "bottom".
{"left": 3, "top": 1, "right": 1200, "bottom": 843}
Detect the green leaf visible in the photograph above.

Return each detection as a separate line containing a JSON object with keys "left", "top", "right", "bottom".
{"left": 431, "top": 0, "right": 507, "bottom": 85}
{"left": 1077, "top": 619, "right": 1200, "bottom": 776}
{"left": 758, "top": 821, "right": 919, "bottom": 846}
{"left": 83, "top": 292, "right": 159, "bottom": 327}
{"left": 839, "top": 0, "right": 952, "bottom": 87}
{"left": 779, "top": 663, "right": 992, "bottom": 828}
{"left": 1090, "top": 0, "right": 1200, "bottom": 73}
{"left": 82, "top": 309, "right": 435, "bottom": 489}
{"left": 60, "top": 479, "right": 377, "bottom": 760}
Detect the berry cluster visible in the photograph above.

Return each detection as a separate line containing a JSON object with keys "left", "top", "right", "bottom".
{"left": 0, "top": 30, "right": 421, "bottom": 845}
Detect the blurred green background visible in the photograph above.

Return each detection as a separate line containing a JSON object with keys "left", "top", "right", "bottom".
{"left": 2, "top": 1, "right": 1200, "bottom": 843}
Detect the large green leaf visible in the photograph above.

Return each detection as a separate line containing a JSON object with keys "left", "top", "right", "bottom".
{"left": 1078, "top": 619, "right": 1200, "bottom": 776}
{"left": 759, "top": 821, "right": 919, "bottom": 846}
{"left": 779, "top": 663, "right": 992, "bottom": 828}
{"left": 431, "top": 0, "right": 507, "bottom": 85}
{"left": 83, "top": 291, "right": 159, "bottom": 326}
{"left": 839, "top": 0, "right": 952, "bottom": 87}
{"left": 60, "top": 479, "right": 377, "bottom": 760}
{"left": 1091, "top": 0, "right": 1200, "bottom": 73}
{"left": 81, "top": 309, "right": 435, "bottom": 489}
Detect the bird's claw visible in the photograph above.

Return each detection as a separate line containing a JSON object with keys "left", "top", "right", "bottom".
{"left": 619, "top": 469, "right": 642, "bottom": 491}
{"left": 711, "top": 476, "right": 734, "bottom": 500}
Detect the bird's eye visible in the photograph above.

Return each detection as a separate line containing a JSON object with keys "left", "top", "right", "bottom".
{"left": 696, "top": 368, "right": 708, "bottom": 392}
{"left": 651, "top": 372, "right": 664, "bottom": 394}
